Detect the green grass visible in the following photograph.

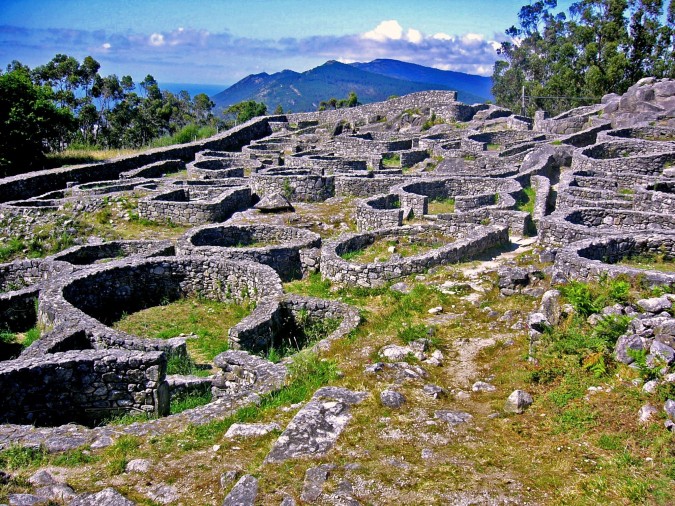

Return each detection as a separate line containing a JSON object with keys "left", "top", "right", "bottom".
{"left": 113, "top": 297, "right": 255, "bottom": 366}
{"left": 45, "top": 145, "right": 145, "bottom": 168}
{"left": 0, "top": 326, "right": 41, "bottom": 353}
{"left": 153, "top": 351, "right": 338, "bottom": 452}
{"left": 45, "top": 125, "right": 216, "bottom": 169}
{"left": 516, "top": 186, "right": 536, "bottom": 215}
{"left": 427, "top": 197, "right": 455, "bottom": 215}
{"left": 486, "top": 143, "right": 501, "bottom": 151}
{"left": 421, "top": 113, "right": 445, "bottom": 131}
{"left": 615, "top": 252, "right": 674, "bottom": 272}
{"left": 397, "top": 323, "right": 433, "bottom": 345}
{"left": 340, "top": 231, "right": 454, "bottom": 264}
{"left": 170, "top": 387, "right": 213, "bottom": 415}
{"left": 381, "top": 153, "right": 401, "bottom": 168}
{"left": 0, "top": 238, "right": 27, "bottom": 262}
{"left": 149, "top": 124, "right": 216, "bottom": 148}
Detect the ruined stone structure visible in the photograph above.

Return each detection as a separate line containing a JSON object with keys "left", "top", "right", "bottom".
{"left": 1, "top": 79, "right": 674, "bottom": 504}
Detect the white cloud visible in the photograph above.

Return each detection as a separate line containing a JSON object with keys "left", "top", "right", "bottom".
{"left": 149, "top": 33, "right": 165, "bottom": 46}
{"left": 0, "top": 22, "right": 503, "bottom": 82}
{"left": 461, "top": 33, "right": 484, "bottom": 45}
{"left": 406, "top": 28, "right": 423, "bottom": 44}
{"left": 363, "top": 20, "right": 403, "bottom": 41}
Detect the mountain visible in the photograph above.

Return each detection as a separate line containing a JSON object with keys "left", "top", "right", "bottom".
{"left": 351, "top": 59, "right": 493, "bottom": 102}
{"left": 211, "top": 60, "right": 490, "bottom": 114}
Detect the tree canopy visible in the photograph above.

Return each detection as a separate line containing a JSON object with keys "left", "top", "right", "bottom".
{"left": 0, "top": 66, "right": 75, "bottom": 175}
{"left": 318, "top": 91, "right": 360, "bottom": 111}
{"left": 0, "top": 54, "right": 222, "bottom": 175}
{"left": 492, "top": 0, "right": 675, "bottom": 116}
{"left": 224, "top": 100, "right": 268, "bottom": 124}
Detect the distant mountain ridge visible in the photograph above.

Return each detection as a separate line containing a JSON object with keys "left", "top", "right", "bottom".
{"left": 211, "top": 59, "right": 491, "bottom": 114}
{"left": 350, "top": 59, "right": 493, "bottom": 102}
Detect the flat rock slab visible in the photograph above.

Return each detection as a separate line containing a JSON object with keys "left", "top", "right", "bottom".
{"left": 69, "top": 487, "right": 136, "bottom": 506}
{"left": 300, "top": 464, "right": 335, "bottom": 502}
{"left": 435, "top": 410, "right": 473, "bottom": 426}
{"left": 225, "top": 422, "right": 281, "bottom": 438}
{"left": 265, "top": 387, "right": 367, "bottom": 463}
{"left": 222, "top": 474, "right": 258, "bottom": 506}
{"left": 146, "top": 484, "right": 179, "bottom": 505}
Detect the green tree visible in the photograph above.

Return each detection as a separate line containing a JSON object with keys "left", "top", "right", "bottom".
{"left": 0, "top": 67, "right": 75, "bottom": 175}
{"left": 493, "top": 0, "right": 675, "bottom": 116}
{"left": 318, "top": 91, "right": 360, "bottom": 111}
{"left": 224, "top": 100, "right": 267, "bottom": 124}
{"left": 193, "top": 93, "right": 215, "bottom": 124}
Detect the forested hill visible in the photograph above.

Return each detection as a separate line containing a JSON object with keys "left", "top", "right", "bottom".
{"left": 211, "top": 60, "right": 489, "bottom": 113}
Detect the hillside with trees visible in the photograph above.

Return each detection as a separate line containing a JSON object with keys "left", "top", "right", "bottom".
{"left": 0, "top": 55, "right": 221, "bottom": 177}
{"left": 493, "top": 0, "right": 675, "bottom": 116}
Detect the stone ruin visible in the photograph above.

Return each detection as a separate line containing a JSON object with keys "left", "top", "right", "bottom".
{"left": 0, "top": 77, "right": 674, "bottom": 504}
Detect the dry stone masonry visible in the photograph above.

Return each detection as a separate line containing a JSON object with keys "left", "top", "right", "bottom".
{"left": 1, "top": 79, "right": 675, "bottom": 504}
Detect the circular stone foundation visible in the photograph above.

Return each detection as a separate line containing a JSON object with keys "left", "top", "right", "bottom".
{"left": 572, "top": 140, "right": 675, "bottom": 176}
{"left": 539, "top": 207, "right": 675, "bottom": 246}
{"left": 37, "top": 256, "right": 283, "bottom": 354}
{"left": 321, "top": 223, "right": 509, "bottom": 287}
{"left": 177, "top": 224, "right": 321, "bottom": 281}
{"left": 554, "top": 234, "right": 675, "bottom": 287}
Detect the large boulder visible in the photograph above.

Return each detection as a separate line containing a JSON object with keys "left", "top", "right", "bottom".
{"left": 254, "top": 192, "right": 294, "bottom": 212}
{"left": 603, "top": 78, "right": 675, "bottom": 128}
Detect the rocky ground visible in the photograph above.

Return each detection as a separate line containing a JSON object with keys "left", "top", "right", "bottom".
{"left": 1, "top": 80, "right": 675, "bottom": 505}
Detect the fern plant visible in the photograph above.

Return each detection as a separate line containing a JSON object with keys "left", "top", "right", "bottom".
{"left": 627, "top": 348, "right": 665, "bottom": 382}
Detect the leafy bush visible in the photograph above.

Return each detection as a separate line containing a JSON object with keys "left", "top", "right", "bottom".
{"left": 627, "top": 349, "right": 665, "bottom": 382}
{"left": 560, "top": 279, "right": 630, "bottom": 318}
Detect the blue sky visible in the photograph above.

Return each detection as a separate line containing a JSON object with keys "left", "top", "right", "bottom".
{"left": 1, "top": 0, "right": 574, "bottom": 85}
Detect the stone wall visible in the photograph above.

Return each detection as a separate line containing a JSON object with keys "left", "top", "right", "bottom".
{"left": 533, "top": 104, "right": 605, "bottom": 134}
{"left": 596, "top": 125, "right": 675, "bottom": 143}
{"left": 0, "top": 116, "right": 274, "bottom": 203}
{"left": 285, "top": 91, "right": 462, "bottom": 126}
{"left": 250, "top": 173, "right": 335, "bottom": 202}
{"left": 572, "top": 140, "right": 675, "bottom": 176}
{"left": 355, "top": 194, "right": 404, "bottom": 231}
{"left": 633, "top": 182, "right": 675, "bottom": 213}
{"left": 392, "top": 177, "right": 521, "bottom": 216}
{"left": 47, "top": 240, "right": 174, "bottom": 270}
{"left": 399, "top": 149, "right": 430, "bottom": 167}
{"left": 461, "top": 131, "right": 545, "bottom": 153}
{"left": 38, "top": 256, "right": 283, "bottom": 353}
{"left": 539, "top": 208, "right": 675, "bottom": 246}
{"left": 530, "top": 175, "right": 551, "bottom": 224}
{"left": 228, "top": 294, "right": 360, "bottom": 353}
{"left": 284, "top": 154, "right": 368, "bottom": 174}
{"left": 0, "top": 349, "right": 169, "bottom": 426}
{"left": 119, "top": 160, "right": 185, "bottom": 179}
{"left": 186, "top": 159, "right": 246, "bottom": 179}
{"left": 138, "top": 186, "right": 251, "bottom": 225}
{"left": 320, "top": 224, "right": 509, "bottom": 287}
{"left": 436, "top": 209, "right": 532, "bottom": 237}
{"left": 334, "top": 175, "right": 405, "bottom": 197}
{"left": 176, "top": 224, "right": 321, "bottom": 281}
{"left": 553, "top": 234, "right": 675, "bottom": 288}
